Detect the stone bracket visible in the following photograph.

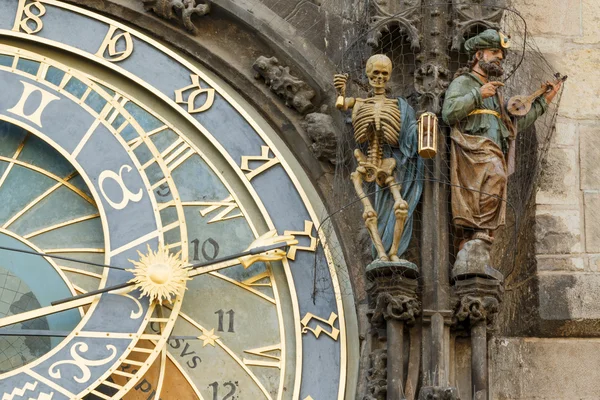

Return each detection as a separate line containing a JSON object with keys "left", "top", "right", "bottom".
{"left": 142, "top": 0, "right": 211, "bottom": 34}
{"left": 252, "top": 56, "right": 316, "bottom": 115}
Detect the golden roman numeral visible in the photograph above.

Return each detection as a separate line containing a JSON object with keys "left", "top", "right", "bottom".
{"left": 284, "top": 221, "right": 317, "bottom": 260}
{"left": 240, "top": 146, "right": 280, "bottom": 181}
{"left": 162, "top": 138, "right": 194, "bottom": 172}
{"left": 240, "top": 270, "right": 272, "bottom": 288}
{"left": 243, "top": 344, "right": 281, "bottom": 369}
{"left": 13, "top": 0, "right": 45, "bottom": 34}
{"left": 301, "top": 312, "right": 339, "bottom": 341}
{"left": 198, "top": 195, "right": 243, "bottom": 224}
{"left": 7, "top": 81, "right": 59, "bottom": 128}
{"left": 96, "top": 25, "right": 133, "bottom": 62}
{"left": 175, "top": 74, "right": 215, "bottom": 113}
{"left": 142, "top": 137, "right": 194, "bottom": 172}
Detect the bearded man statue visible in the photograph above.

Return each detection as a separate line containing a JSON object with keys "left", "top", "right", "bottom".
{"left": 442, "top": 29, "right": 562, "bottom": 276}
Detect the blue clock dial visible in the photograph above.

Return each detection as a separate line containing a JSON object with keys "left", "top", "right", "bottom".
{"left": 0, "top": 124, "right": 101, "bottom": 371}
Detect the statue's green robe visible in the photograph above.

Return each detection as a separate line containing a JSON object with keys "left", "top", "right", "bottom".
{"left": 442, "top": 72, "right": 547, "bottom": 230}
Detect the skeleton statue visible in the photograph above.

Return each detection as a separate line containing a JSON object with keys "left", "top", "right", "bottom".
{"left": 335, "top": 55, "right": 422, "bottom": 262}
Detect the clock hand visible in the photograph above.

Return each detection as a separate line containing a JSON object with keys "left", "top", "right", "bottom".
{"left": 0, "top": 328, "right": 210, "bottom": 341}
{"left": 0, "top": 284, "right": 128, "bottom": 329}
{"left": 0, "top": 245, "right": 127, "bottom": 271}
{"left": 51, "top": 231, "right": 297, "bottom": 306}
{"left": 187, "top": 230, "right": 298, "bottom": 277}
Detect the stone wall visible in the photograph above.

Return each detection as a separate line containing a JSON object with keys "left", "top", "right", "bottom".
{"left": 492, "top": 0, "right": 600, "bottom": 397}
{"left": 523, "top": 0, "right": 600, "bottom": 328}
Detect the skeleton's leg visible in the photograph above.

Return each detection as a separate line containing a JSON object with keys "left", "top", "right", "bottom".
{"left": 385, "top": 175, "right": 409, "bottom": 261}
{"left": 351, "top": 169, "right": 388, "bottom": 261}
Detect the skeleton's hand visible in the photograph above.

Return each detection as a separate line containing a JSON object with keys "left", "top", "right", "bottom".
{"left": 334, "top": 73, "right": 348, "bottom": 95}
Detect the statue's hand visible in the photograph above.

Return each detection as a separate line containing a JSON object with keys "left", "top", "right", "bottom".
{"left": 334, "top": 73, "right": 348, "bottom": 94}
{"left": 480, "top": 81, "right": 504, "bottom": 99}
{"left": 543, "top": 79, "right": 563, "bottom": 104}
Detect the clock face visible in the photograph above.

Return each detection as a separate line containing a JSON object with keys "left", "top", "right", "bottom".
{"left": 0, "top": 1, "right": 354, "bottom": 399}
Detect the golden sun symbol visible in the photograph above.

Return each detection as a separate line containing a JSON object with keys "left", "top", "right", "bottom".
{"left": 129, "top": 245, "right": 191, "bottom": 303}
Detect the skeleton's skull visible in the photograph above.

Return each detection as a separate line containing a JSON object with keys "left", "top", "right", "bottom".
{"left": 366, "top": 54, "right": 392, "bottom": 90}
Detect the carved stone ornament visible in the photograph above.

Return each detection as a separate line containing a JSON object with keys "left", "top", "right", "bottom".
{"left": 453, "top": 294, "right": 500, "bottom": 328}
{"left": 142, "top": 0, "right": 210, "bottom": 34}
{"left": 253, "top": 56, "right": 316, "bottom": 115}
{"left": 364, "top": 349, "right": 387, "bottom": 400}
{"left": 418, "top": 386, "right": 460, "bottom": 400}
{"left": 301, "top": 110, "right": 339, "bottom": 165}
{"left": 451, "top": 0, "right": 506, "bottom": 51}
{"left": 414, "top": 63, "right": 451, "bottom": 114}
{"left": 367, "top": 0, "right": 421, "bottom": 51}
{"left": 370, "top": 292, "right": 421, "bottom": 328}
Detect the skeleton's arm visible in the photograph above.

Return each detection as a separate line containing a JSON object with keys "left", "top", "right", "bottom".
{"left": 336, "top": 96, "right": 356, "bottom": 111}
{"left": 334, "top": 73, "right": 357, "bottom": 111}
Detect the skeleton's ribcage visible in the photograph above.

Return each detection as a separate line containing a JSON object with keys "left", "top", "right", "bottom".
{"left": 352, "top": 99, "right": 401, "bottom": 146}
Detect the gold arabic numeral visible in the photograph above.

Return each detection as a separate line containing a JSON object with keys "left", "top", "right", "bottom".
{"left": 174, "top": 74, "right": 215, "bottom": 113}
{"left": 240, "top": 146, "right": 280, "bottom": 181}
{"left": 198, "top": 195, "right": 243, "bottom": 224}
{"left": 301, "top": 312, "right": 340, "bottom": 341}
{"left": 96, "top": 25, "right": 134, "bottom": 62}
{"left": 7, "top": 81, "right": 59, "bottom": 128}
{"left": 13, "top": 0, "right": 45, "bottom": 34}
{"left": 284, "top": 220, "right": 318, "bottom": 260}
{"left": 99, "top": 165, "right": 143, "bottom": 210}
{"left": 242, "top": 344, "right": 282, "bottom": 369}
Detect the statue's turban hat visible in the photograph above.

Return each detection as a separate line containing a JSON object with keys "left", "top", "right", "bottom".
{"left": 464, "top": 29, "right": 511, "bottom": 55}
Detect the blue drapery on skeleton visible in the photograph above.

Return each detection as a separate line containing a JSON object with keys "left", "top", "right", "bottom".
{"left": 373, "top": 97, "right": 424, "bottom": 258}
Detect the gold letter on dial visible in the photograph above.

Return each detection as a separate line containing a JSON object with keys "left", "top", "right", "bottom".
{"left": 13, "top": 0, "right": 46, "bottom": 34}
{"left": 96, "top": 25, "right": 133, "bottom": 62}
{"left": 99, "top": 165, "right": 144, "bottom": 210}
{"left": 301, "top": 312, "right": 340, "bottom": 341}
{"left": 175, "top": 74, "right": 215, "bottom": 113}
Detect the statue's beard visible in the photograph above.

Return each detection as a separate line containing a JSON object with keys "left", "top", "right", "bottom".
{"left": 479, "top": 60, "right": 504, "bottom": 78}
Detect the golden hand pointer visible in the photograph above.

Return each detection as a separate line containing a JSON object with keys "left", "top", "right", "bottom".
{"left": 0, "top": 285, "right": 133, "bottom": 329}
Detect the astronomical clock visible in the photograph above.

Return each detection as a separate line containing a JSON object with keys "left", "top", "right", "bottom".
{"left": 0, "top": 1, "right": 356, "bottom": 399}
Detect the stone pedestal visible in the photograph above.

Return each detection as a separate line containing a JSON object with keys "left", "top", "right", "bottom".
{"left": 453, "top": 277, "right": 504, "bottom": 400}
{"left": 452, "top": 239, "right": 503, "bottom": 281}
{"left": 365, "top": 262, "right": 420, "bottom": 400}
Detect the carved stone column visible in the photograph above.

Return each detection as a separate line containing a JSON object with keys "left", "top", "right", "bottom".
{"left": 453, "top": 277, "right": 504, "bottom": 400}
{"left": 366, "top": 264, "right": 420, "bottom": 400}
{"left": 417, "top": 0, "right": 457, "bottom": 398}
